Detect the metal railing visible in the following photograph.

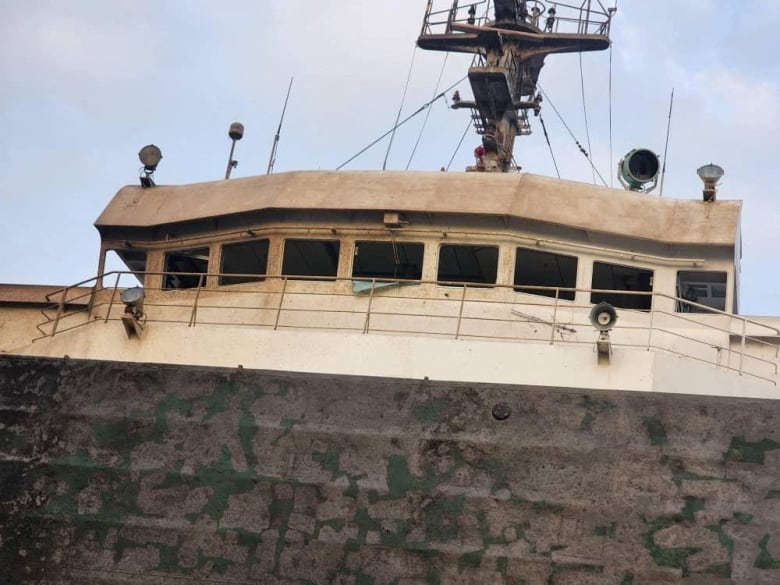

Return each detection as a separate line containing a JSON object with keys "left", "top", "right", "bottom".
{"left": 33, "top": 271, "right": 780, "bottom": 385}
{"left": 420, "top": 1, "right": 613, "bottom": 37}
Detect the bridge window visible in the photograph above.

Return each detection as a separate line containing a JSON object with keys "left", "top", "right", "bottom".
{"left": 163, "top": 247, "right": 210, "bottom": 289}
{"left": 353, "top": 241, "right": 424, "bottom": 281}
{"left": 514, "top": 248, "right": 577, "bottom": 300}
{"left": 591, "top": 261, "right": 653, "bottom": 310}
{"left": 220, "top": 240, "right": 269, "bottom": 285}
{"left": 676, "top": 271, "right": 727, "bottom": 313}
{"left": 437, "top": 244, "right": 498, "bottom": 285}
{"left": 282, "top": 239, "right": 340, "bottom": 279}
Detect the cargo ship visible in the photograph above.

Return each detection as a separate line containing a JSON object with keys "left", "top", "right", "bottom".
{"left": 2, "top": 2, "right": 779, "bottom": 583}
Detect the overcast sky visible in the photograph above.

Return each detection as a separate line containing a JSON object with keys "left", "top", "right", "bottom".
{"left": 1, "top": 1, "right": 779, "bottom": 314}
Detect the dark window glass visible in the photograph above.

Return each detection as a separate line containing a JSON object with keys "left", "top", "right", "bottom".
{"left": 220, "top": 240, "right": 269, "bottom": 285}
{"left": 437, "top": 244, "right": 498, "bottom": 285}
{"left": 282, "top": 239, "right": 340, "bottom": 279}
{"left": 514, "top": 248, "right": 577, "bottom": 300}
{"left": 591, "top": 261, "right": 653, "bottom": 310}
{"left": 163, "top": 247, "right": 209, "bottom": 289}
{"left": 676, "top": 271, "right": 727, "bottom": 313}
{"left": 352, "top": 241, "right": 424, "bottom": 281}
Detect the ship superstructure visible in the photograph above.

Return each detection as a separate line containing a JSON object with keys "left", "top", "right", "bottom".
{"left": 3, "top": 3, "right": 780, "bottom": 584}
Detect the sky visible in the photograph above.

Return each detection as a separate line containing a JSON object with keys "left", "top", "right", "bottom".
{"left": 1, "top": 1, "right": 779, "bottom": 314}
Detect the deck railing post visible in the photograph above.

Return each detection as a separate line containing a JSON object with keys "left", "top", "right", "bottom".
{"left": 363, "top": 279, "right": 376, "bottom": 334}
{"left": 550, "top": 288, "right": 559, "bottom": 345}
{"left": 274, "top": 278, "right": 288, "bottom": 331}
{"left": 647, "top": 293, "right": 656, "bottom": 351}
{"left": 739, "top": 318, "right": 747, "bottom": 375}
{"left": 455, "top": 284, "right": 467, "bottom": 339}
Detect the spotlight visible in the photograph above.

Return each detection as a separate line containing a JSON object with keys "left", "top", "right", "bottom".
{"left": 138, "top": 144, "right": 162, "bottom": 188}
{"left": 697, "top": 163, "right": 724, "bottom": 202}
{"left": 120, "top": 287, "right": 145, "bottom": 339}
{"left": 618, "top": 149, "right": 660, "bottom": 193}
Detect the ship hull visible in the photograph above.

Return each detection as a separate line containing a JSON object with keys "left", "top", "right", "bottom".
{"left": 2, "top": 355, "right": 779, "bottom": 584}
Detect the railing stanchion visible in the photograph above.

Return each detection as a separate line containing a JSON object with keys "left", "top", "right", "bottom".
{"left": 455, "top": 284, "right": 467, "bottom": 339}
{"left": 550, "top": 288, "right": 559, "bottom": 345}
{"left": 274, "top": 278, "right": 288, "bottom": 331}
{"left": 647, "top": 293, "right": 655, "bottom": 351}
{"left": 104, "top": 273, "right": 122, "bottom": 324}
{"left": 739, "top": 318, "right": 747, "bottom": 375}
{"left": 363, "top": 279, "right": 376, "bottom": 334}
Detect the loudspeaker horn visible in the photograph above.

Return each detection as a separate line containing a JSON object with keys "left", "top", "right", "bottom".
{"left": 589, "top": 302, "right": 618, "bottom": 331}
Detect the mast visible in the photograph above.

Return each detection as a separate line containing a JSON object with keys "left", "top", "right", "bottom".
{"left": 417, "top": 0, "right": 615, "bottom": 172}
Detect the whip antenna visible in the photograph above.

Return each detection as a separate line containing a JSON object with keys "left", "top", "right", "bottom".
{"left": 659, "top": 88, "right": 675, "bottom": 197}
{"left": 267, "top": 77, "right": 294, "bottom": 175}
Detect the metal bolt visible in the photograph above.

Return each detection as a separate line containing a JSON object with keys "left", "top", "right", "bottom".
{"left": 492, "top": 402, "right": 511, "bottom": 421}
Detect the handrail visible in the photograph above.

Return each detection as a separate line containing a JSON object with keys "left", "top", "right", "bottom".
{"left": 31, "top": 270, "right": 780, "bottom": 385}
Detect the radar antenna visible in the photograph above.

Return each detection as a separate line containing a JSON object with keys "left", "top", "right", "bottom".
{"left": 418, "top": 1, "right": 615, "bottom": 172}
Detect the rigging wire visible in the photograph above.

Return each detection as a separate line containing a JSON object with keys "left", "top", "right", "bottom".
{"left": 537, "top": 85, "right": 608, "bottom": 187}
{"left": 579, "top": 53, "right": 596, "bottom": 185}
{"left": 539, "top": 115, "right": 561, "bottom": 179}
{"left": 406, "top": 53, "right": 449, "bottom": 170}
{"left": 337, "top": 75, "right": 469, "bottom": 171}
{"left": 447, "top": 118, "right": 474, "bottom": 171}
{"left": 659, "top": 88, "right": 675, "bottom": 197}
{"left": 383, "top": 45, "right": 418, "bottom": 171}
{"left": 608, "top": 39, "right": 614, "bottom": 188}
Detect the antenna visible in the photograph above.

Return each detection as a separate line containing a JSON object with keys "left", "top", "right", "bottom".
{"left": 225, "top": 122, "right": 245, "bottom": 180}
{"left": 267, "top": 77, "right": 294, "bottom": 175}
{"left": 417, "top": 0, "right": 615, "bottom": 172}
{"left": 659, "top": 89, "right": 675, "bottom": 197}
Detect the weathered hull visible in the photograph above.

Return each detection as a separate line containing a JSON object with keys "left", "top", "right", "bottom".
{"left": 1, "top": 355, "right": 779, "bottom": 584}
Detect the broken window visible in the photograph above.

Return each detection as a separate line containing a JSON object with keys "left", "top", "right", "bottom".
{"left": 437, "top": 244, "right": 498, "bottom": 285}
{"left": 676, "top": 271, "right": 727, "bottom": 313}
{"left": 220, "top": 239, "right": 269, "bottom": 286}
{"left": 163, "top": 247, "right": 209, "bottom": 289}
{"left": 352, "top": 241, "right": 424, "bottom": 281}
{"left": 514, "top": 248, "right": 577, "bottom": 301}
{"left": 590, "top": 261, "right": 653, "bottom": 310}
{"left": 282, "top": 239, "right": 340, "bottom": 279}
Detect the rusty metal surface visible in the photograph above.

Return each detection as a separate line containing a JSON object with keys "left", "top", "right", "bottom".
{"left": 2, "top": 355, "right": 780, "bottom": 583}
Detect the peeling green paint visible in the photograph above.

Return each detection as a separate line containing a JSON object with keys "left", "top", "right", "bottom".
{"left": 642, "top": 416, "right": 668, "bottom": 446}
{"left": 457, "top": 550, "right": 483, "bottom": 572}
{"left": 642, "top": 497, "right": 706, "bottom": 575}
{"left": 413, "top": 398, "right": 450, "bottom": 423}
{"left": 425, "top": 494, "right": 465, "bottom": 542}
{"left": 755, "top": 534, "right": 780, "bottom": 569}
{"left": 594, "top": 522, "right": 617, "bottom": 538}
{"left": 724, "top": 436, "right": 780, "bottom": 464}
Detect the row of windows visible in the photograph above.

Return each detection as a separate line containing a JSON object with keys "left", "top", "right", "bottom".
{"left": 152, "top": 238, "right": 726, "bottom": 313}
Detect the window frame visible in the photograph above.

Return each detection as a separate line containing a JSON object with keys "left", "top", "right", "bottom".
{"left": 513, "top": 247, "right": 578, "bottom": 301}
{"left": 436, "top": 243, "right": 499, "bottom": 286}
{"left": 281, "top": 238, "right": 341, "bottom": 280}
{"left": 219, "top": 239, "right": 270, "bottom": 286}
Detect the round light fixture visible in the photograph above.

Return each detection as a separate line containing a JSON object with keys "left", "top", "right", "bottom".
{"left": 138, "top": 145, "right": 163, "bottom": 172}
